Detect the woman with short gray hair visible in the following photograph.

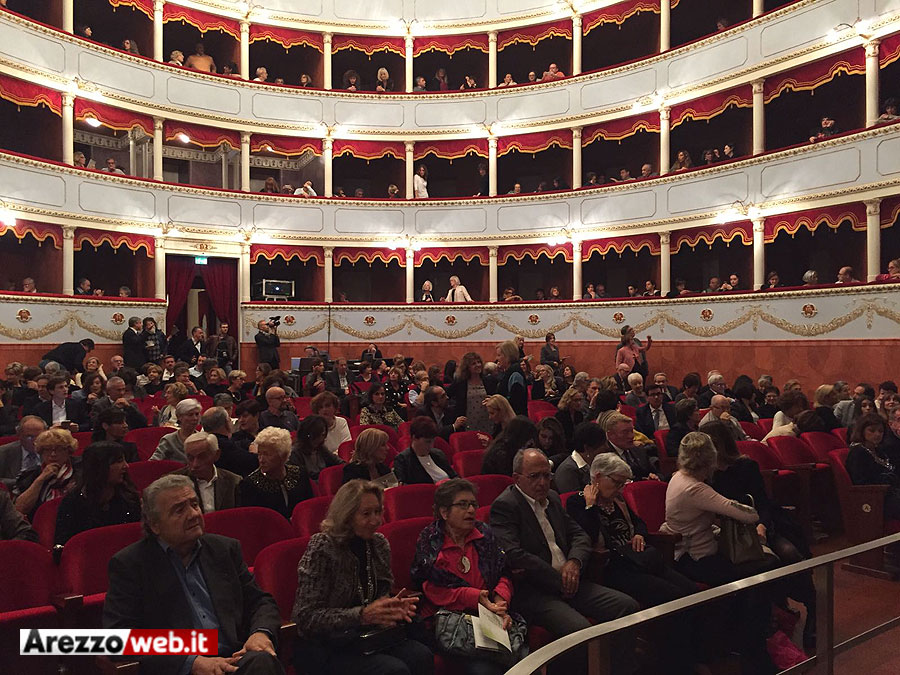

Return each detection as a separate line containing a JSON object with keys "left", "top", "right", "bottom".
{"left": 239, "top": 426, "right": 313, "bottom": 518}
{"left": 150, "top": 398, "right": 202, "bottom": 462}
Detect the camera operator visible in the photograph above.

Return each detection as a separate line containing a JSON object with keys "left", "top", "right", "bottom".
{"left": 206, "top": 322, "right": 237, "bottom": 373}
{"left": 254, "top": 318, "right": 281, "bottom": 369}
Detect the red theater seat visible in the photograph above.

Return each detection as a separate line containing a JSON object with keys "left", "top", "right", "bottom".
{"left": 832, "top": 427, "right": 848, "bottom": 444}
{"left": 378, "top": 517, "right": 432, "bottom": 591}
{"left": 253, "top": 537, "right": 311, "bottom": 623}
{"left": 291, "top": 495, "right": 332, "bottom": 537}
{"left": 559, "top": 491, "right": 577, "bottom": 508}
{"left": 528, "top": 401, "right": 557, "bottom": 423}
{"left": 801, "top": 431, "right": 847, "bottom": 462}
{"left": 766, "top": 435, "right": 826, "bottom": 468}
{"left": 739, "top": 421, "right": 765, "bottom": 441}
{"left": 127, "top": 460, "right": 182, "bottom": 492}
{"left": 653, "top": 430, "right": 676, "bottom": 475}
{"left": 125, "top": 426, "right": 174, "bottom": 460}
{"left": 195, "top": 395, "right": 214, "bottom": 411}
{"left": 618, "top": 404, "right": 637, "bottom": 421}
{"left": 449, "top": 430, "right": 491, "bottom": 456}
{"left": 202, "top": 507, "right": 295, "bottom": 565}
{"left": 382, "top": 484, "right": 437, "bottom": 522}
{"left": 292, "top": 397, "right": 313, "bottom": 418}
{"left": 337, "top": 439, "right": 355, "bottom": 462}
{"left": 72, "top": 431, "right": 93, "bottom": 455}
{"left": 452, "top": 449, "right": 485, "bottom": 477}
{"left": 757, "top": 418, "right": 774, "bottom": 435}
{"left": 623, "top": 480, "right": 668, "bottom": 533}
{"left": 350, "top": 424, "right": 400, "bottom": 447}
{"left": 468, "top": 474, "right": 513, "bottom": 505}
{"left": 317, "top": 464, "right": 345, "bottom": 496}
{"left": 31, "top": 497, "right": 62, "bottom": 548}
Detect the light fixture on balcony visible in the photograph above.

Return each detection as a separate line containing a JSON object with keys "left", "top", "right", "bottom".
{"left": 0, "top": 200, "right": 16, "bottom": 228}
{"left": 176, "top": 133, "right": 191, "bottom": 144}
{"left": 238, "top": 224, "right": 257, "bottom": 242}
{"left": 826, "top": 22, "right": 854, "bottom": 43}
{"left": 388, "top": 235, "right": 421, "bottom": 251}
{"left": 84, "top": 116, "right": 102, "bottom": 128}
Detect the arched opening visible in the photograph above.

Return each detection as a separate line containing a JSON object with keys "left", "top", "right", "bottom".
{"left": 74, "top": 237, "right": 154, "bottom": 298}
{"left": 0, "top": 224, "right": 62, "bottom": 293}
{"left": 73, "top": 0, "right": 153, "bottom": 56}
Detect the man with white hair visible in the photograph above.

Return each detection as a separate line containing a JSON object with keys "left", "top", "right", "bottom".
{"left": 698, "top": 371, "right": 729, "bottom": 408}
{"left": 700, "top": 394, "right": 748, "bottom": 441}
{"left": 624, "top": 373, "right": 647, "bottom": 407}
{"left": 599, "top": 412, "right": 659, "bottom": 480}
{"left": 612, "top": 362, "right": 631, "bottom": 395}
{"left": 654, "top": 372, "right": 679, "bottom": 402}
{"left": 103, "top": 475, "right": 283, "bottom": 675}
{"left": 173, "top": 431, "right": 242, "bottom": 512}
{"left": 90, "top": 376, "right": 147, "bottom": 430}
{"left": 259, "top": 386, "right": 299, "bottom": 432}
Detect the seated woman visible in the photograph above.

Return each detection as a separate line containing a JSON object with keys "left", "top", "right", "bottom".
{"left": 536, "top": 416, "right": 568, "bottom": 466}
{"left": 812, "top": 384, "right": 841, "bottom": 431}
{"left": 411, "top": 478, "right": 523, "bottom": 675}
{"left": 343, "top": 428, "right": 393, "bottom": 484}
{"left": 154, "top": 382, "right": 190, "bottom": 427}
{"left": 312, "top": 391, "right": 352, "bottom": 456}
{"left": 71, "top": 372, "right": 105, "bottom": 412}
{"left": 232, "top": 399, "right": 261, "bottom": 452}
{"left": 289, "top": 415, "right": 342, "bottom": 481}
{"left": 293, "top": 480, "right": 434, "bottom": 674}
{"left": 846, "top": 413, "right": 900, "bottom": 519}
{"left": 531, "top": 364, "right": 563, "bottom": 404}
{"left": 91, "top": 407, "right": 139, "bottom": 462}
{"left": 13, "top": 428, "right": 82, "bottom": 519}
{"left": 567, "top": 453, "right": 696, "bottom": 605}
{"left": 151, "top": 398, "right": 202, "bottom": 463}
{"left": 771, "top": 390, "right": 809, "bottom": 431}
{"left": 359, "top": 383, "right": 404, "bottom": 429}
{"left": 481, "top": 415, "right": 538, "bottom": 476}
{"left": 251, "top": 363, "right": 272, "bottom": 398}
{"left": 393, "top": 417, "right": 457, "bottom": 485}
{"left": 483, "top": 394, "right": 515, "bottom": 438}
{"left": 142, "top": 364, "right": 165, "bottom": 396}
{"left": 74, "top": 356, "right": 106, "bottom": 388}
{"left": 665, "top": 398, "right": 700, "bottom": 457}
{"left": 202, "top": 366, "right": 228, "bottom": 397}
{"left": 54, "top": 441, "right": 140, "bottom": 545}
{"left": 225, "top": 370, "right": 246, "bottom": 404}
{"left": 241, "top": 426, "right": 314, "bottom": 518}
{"left": 554, "top": 387, "right": 585, "bottom": 448}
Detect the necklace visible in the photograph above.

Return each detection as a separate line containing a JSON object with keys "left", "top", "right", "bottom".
{"left": 451, "top": 533, "right": 471, "bottom": 573}
{"left": 355, "top": 540, "right": 376, "bottom": 605}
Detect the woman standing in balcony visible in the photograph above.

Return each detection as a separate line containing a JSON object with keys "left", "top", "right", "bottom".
{"left": 432, "top": 67, "right": 449, "bottom": 91}
{"left": 342, "top": 69, "right": 360, "bottom": 91}
{"left": 444, "top": 275, "right": 472, "bottom": 302}
{"left": 375, "top": 67, "right": 394, "bottom": 92}
{"left": 414, "top": 164, "right": 429, "bottom": 198}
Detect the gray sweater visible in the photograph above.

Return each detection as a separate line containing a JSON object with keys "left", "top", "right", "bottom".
{"left": 150, "top": 431, "right": 186, "bottom": 462}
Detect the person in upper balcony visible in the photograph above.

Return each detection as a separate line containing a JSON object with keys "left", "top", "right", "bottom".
{"left": 121, "top": 38, "right": 140, "bottom": 55}
{"left": 762, "top": 270, "right": 782, "bottom": 289}
{"left": 444, "top": 275, "right": 472, "bottom": 302}
{"left": 802, "top": 269, "right": 819, "bottom": 286}
{"left": 876, "top": 258, "right": 900, "bottom": 282}
{"left": 414, "top": 163, "right": 429, "bottom": 198}
{"left": 640, "top": 163, "right": 656, "bottom": 178}
{"left": 375, "top": 67, "right": 394, "bottom": 92}
{"left": 541, "top": 63, "right": 565, "bottom": 81}
{"left": 185, "top": 42, "right": 215, "bottom": 72}
{"left": 837, "top": 266, "right": 861, "bottom": 284}
{"left": 810, "top": 116, "right": 839, "bottom": 142}
{"left": 432, "top": 67, "right": 449, "bottom": 91}
{"left": 498, "top": 72, "right": 517, "bottom": 87}
{"left": 459, "top": 74, "right": 478, "bottom": 90}
{"left": 299, "top": 73, "right": 313, "bottom": 87}
{"left": 260, "top": 176, "right": 279, "bottom": 193}
{"left": 643, "top": 280, "right": 659, "bottom": 297}
{"left": 167, "top": 50, "right": 184, "bottom": 66}
{"left": 670, "top": 149, "right": 693, "bottom": 171}
{"left": 342, "top": 69, "right": 360, "bottom": 91}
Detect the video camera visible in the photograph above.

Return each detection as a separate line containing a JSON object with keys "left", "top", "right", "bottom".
{"left": 268, "top": 316, "right": 281, "bottom": 328}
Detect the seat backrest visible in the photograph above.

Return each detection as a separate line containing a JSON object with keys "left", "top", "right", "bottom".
{"left": 317, "top": 464, "right": 345, "bottom": 496}
{"left": 739, "top": 421, "right": 765, "bottom": 441}
{"left": 801, "top": 431, "right": 846, "bottom": 462}
{"left": 291, "top": 495, "right": 333, "bottom": 537}
{"left": 253, "top": 536, "right": 310, "bottom": 622}
{"left": 831, "top": 427, "right": 848, "bottom": 444}
{"left": 432, "top": 436, "right": 453, "bottom": 462}
{"left": 378, "top": 517, "right": 432, "bottom": 591}
{"left": 0, "top": 540, "right": 55, "bottom": 611}
{"left": 127, "top": 460, "right": 183, "bottom": 493}
{"left": 59, "top": 522, "right": 143, "bottom": 596}
{"left": 202, "top": 507, "right": 296, "bottom": 564}
{"left": 527, "top": 400, "right": 558, "bottom": 423}
{"left": 475, "top": 505, "right": 492, "bottom": 522}
{"left": 124, "top": 427, "right": 174, "bottom": 461}
{"left": 337, "top": 440, "right": 355, "bottom": 463}
{"left": 195, "top": 395, "right": 214, "bottom": 411}
{"left": 293, "top": 397, "right": 313, "bottom": 418}
{"left": 653, "top": 429, "right": 669, "bottom": 457}
{"left": 737, "top": 440, "right": 782, "bottom": 470}
{"left": 767, "top": 435, "right": 817, "bottom": 466}
{"left": 449, "top": 431, "right": 491, "bottom": 455}
{"left": 72, "top": 432, "right": 93, "bottom": 456}
{"left": 468, "top": 475, "right": 514, "bottom": 506}
{"left": 758, "top": 418, "right": 775, "bottom": 434}
{"left": 622, "top": 480, "right": 668, "bottom": 532}
{"left": 452, "top": 449, "right": 485, "bottom": 478}
{"left": 827, "top": 448, "right": 853, "bottom": 529}
{"left": 382, "top": 484, "right": 438, "bottom": 522}
{"left": 397, "top": 421, "right": 413, "bottom": 442}
{"left": 350, "top": 424, "right": 399, "bottom": 447}
{"left": 559, "top": 491, "right": 577, "bottom": 508}
{"left": 618, "top": 404, "right": 637, "bottom": 421}
{"left": 32, "top": 497, "right": 63, "bottom": 548}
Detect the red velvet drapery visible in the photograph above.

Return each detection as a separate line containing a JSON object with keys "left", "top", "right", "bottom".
{"left": 165, "top": 256, "right": 197, "bottom": 332}
{"left": 199, "top": 258, "right": 237, "bottom": 332}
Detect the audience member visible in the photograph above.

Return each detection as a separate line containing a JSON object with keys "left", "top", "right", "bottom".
{"left": 809, "top": 116, "right": 839, "bottom": 142}
{"left": 482, "top": 415, "right": 538, "bottom": 476}
{"left": 91, "top": 407, "right": 139, "bottom": 462}
{"left": 185, "top": 42, "right": 216, "bottom": 72}
{"left": 624, "top": 373, "right": 647, "bottom": 407}
{"left": 241, "top": 426, "right": 314, "bottom": 518}
{"left": 34, "top": 375, "right": 89, "bottom": 431}
{"left": 700, "top": 395, "right": 748, "bottom": 441}
{"left": 599, "top": 412, "right": 659, "bottom": 480}
{"left": 170, "top": 431, "right": 241, "bottom": 513}
{"left": 289, "top": 415, "right": 340, "bottom": 480}
{"left": 13, "top": 427, "right": 81, "bottom": 518}
{"left": 41, "top": 338, "right": 94, "bottom": 375}
{"left": 541, "top": 63, "right": 566, "bottom": 81}
{"left": 496, "top": 340, "right": 527, "bottom": 415}
{"left": 90, "top": 376, "right": 147, "bottom": 431}
{"left": 0, "top": 488, "right": 37, "bottom": 540}
{"left": 393, "top": 416, "right": 457, "bottom": 484}
{"left": 202, "top": 405, "right": 257, "bottom": 477}
{"left": 0, "top": 415, "right": 47, "bottom": 489}
{"left": 342, "top": 428, "right": 393, "bottom": 484}
{"left": 259, "top": 386, "right": 299, "bottom": 432}
{"left": 846, "top": 413, "right": 900, "bottom": 519}
{"left": 151, "top": 398, "right": 202, "bottom": 462}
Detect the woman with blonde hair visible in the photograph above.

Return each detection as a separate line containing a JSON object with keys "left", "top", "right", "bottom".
{"left": 13, "top": 428, "right": 80, "bottom": 518}
{"left": 375, "top": 67, "right": 394, "bottom": 92}
{"left": 153, "top": 382, "right": 190, "bottom": 427}
{"left": 342, "top": 428, "right": 392, "bottom": 483}
{"left": 812, "top": 384, "right": 841, "bottom": 430}
{"left": 483, "top": 394, "right": 515, "bottom": 437}
{"left": 555, "top": 387, "right": 585, "bottom": 447}
{"left": 292, "top": 480, "right": 433, "bottom": 673}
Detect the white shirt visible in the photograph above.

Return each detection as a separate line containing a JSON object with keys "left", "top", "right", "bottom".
{"left": 324, "top": 416, "right": 352, "bottom": 456}
{"left": 649, "top": 405, "right": 669, "bottom": 431}
{"left": 51, "top": 400, "right": 68, "bottom": 424}
{"left": 413, "top": 173, "right": 428, "bottom": 198}
{"left": 445, "top": 285, "right": 473, "bottom": 302}
{"left": 196, "top": 466, "right": 218, "bottom": 513}
{"left": 515, "top": 485, "right": 567, "bottom": 570}
{"left": 416, "top": 453, "right": 449, "bottom": 483}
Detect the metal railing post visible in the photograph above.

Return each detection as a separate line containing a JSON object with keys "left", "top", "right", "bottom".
{"left": 814, "top": 562, "right": 834, "bottom": 675}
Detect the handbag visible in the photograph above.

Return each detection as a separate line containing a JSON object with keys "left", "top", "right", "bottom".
{"left": 719, "top": 494, "right": 766, "bottom": 566}
{"left": 328, "top": 624, "right": 407, "bottom": 656}
{"left": 433, "top": 609, "right": 528, "bottom": 666}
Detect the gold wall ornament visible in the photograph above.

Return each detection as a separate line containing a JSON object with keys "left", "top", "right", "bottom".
{"left": 111, "top": 313, "right": 125, "bottom": 325}
{"left": 612, "top": 312, "right": 625, "bottom": 324}
{"left": 700, "top": 308, "right": 714, "bottom": 322}
{"left": 801, "top": 304, "right": 818, "bottom": 318}
{"left": 283, "top": 315, "right": 296, "bottom": 325}
{"left": 445, "top": 315, "right": 457, "bottom": 325}
{"left": 528, "top": 314, "right": 540, "bottom": 325}
{"left": 15, "top": 309, "right": 31, "bottom": 323}
{"left": 363, "top": 316, "right": 376, "bottom": 326}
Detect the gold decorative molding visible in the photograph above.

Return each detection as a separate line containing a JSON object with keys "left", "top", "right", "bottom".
{"left": 0, "top": 311, "right": 165, "bottom": 341}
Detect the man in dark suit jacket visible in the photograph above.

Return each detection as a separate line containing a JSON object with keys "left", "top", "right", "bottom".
{"left": 652, "top": 373, "right": 680, "bottom": 402}
{"left": 324, "top": 358, "right": 357, "bottom": 398}
{"left": 174, "top": 432, "right": 242, "bottom": 512}
{"left": 34, "top": 377, "right": 90, "bottom": 431}
{"left": 89, "top": 377, "right": 148, "bottom": 431}
{"left": 0, "top": 415, "right": 47, "bottom": 489}
{"left": 103, "top": 474, "right": 282, "bottom": 675}
{"left": 634, "top": 384, "right": 677, "bottom": 440}
{"left": 600, "top": 412, "right": 660, "bottom": 481}
{"left": 413, "top": 386, "right": 466, "bottom": 440}
{"left": 490, "top": 449, "right": 638, "bottom": 673}
{"left": 122, "top": 317, "right": 146, "bottom": 369}
{"left": 254, "top": 320, "right": 280, "bottom": 369}
{"left": 41, "top": 338, "right": 95, "bottom": 375}
{"left": 177, "top": 326, "right": 206, "bottom": 366}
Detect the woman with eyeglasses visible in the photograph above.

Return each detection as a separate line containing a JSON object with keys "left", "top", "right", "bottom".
{"left": 411, "top": 478, "right": 525, "bottom": 674}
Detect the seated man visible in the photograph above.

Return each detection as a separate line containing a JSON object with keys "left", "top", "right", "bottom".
{"left": 700, "top": 395, "right": 748, "bottom": 441}
{"left": 90, "top": 377, "right": 148, "bottom": 431}
{"left": 258, "top": 386, "right": 299, "bottom": 432}
{"left": 103, "top": 475, "right": 283, "bottom": 675}
{"left": 635, "top": 383, "right": 677, "bottom": 439}
{"left": 541, "top": 63, "right": 566, "bottom": 81}
{"left": 173, "top": 431, "right": 242, "bottom": 512}
{"left": 414, "top": 385, "right": 466, "bottom": 440}
{"left": 491, "top": 449, "right": 638, "bottom": 673}
{"left": 201, "top": 406, "right": 258, "bottom": 478}
{"left": 599, "top": 412, "right": 659, "bottom": 480}
{"left": 34, "top": 376, "right": 89, "bottom": 431}
{"left": 0, "top": 415, "right": 47, "bottom": 489}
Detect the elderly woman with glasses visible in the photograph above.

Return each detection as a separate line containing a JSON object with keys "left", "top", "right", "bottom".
{"left": 411, "top": 478, "right": 524, "bottom": 674}
{"left": 13, "top": 428, "right": 81, "bottom": 518}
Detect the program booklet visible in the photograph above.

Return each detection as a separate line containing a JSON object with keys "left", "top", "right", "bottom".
{"left": 471, "top": 604, "right": 512, "bottom": 653}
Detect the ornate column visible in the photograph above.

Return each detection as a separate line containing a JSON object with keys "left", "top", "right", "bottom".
{"left": 752, "top": 217, "right": 765, "bottom": 289}
{"left": 323, "top": 247, "right": 334, "bottom": 302}
{"left": 240, "top": 19, "right": 250, "bottom": 80}
{"left": 323, "top": 33, "right": 333, "bottom": 90}
{"left": 61, "top": 92, "right": 74, "bottom": 165}
{"left": 866, "top": 199, "right": 882, "bottom": 281}
{"left": 154, "top": 237, "right": 166, "bottom": 299}
{"left": 488, "top": 137, "right": 498, "bottom": 196}
{"left": 659, "top": 106, "right": 670, "bottom": 175}
{"left": 405, "top": 37, "right": 414, "bottom": 93}
{"left": 62, "top": 225, "right": 75, "bottom": 295}
{"left": 866, "top": 40, "right": 881, "bottom": 127}
{"left": 488, "top": 32, "right": 498, "bottom": 88}
{"left": 659, "top": 0, "right": 670, "bottom": 52}
{"left": 240, "top": 131, "right": 251, "bottom": 191}
{"left": 752, "top": 0, "right": 765, "bottom": 18}
{"left": 129, "top": 133, "right": 137, "bottom": 177}
{"left": 323, "top": 136, "right": 334, "bottom": 197}
{"left": 220, "top": 147, "right": 229, "bottom": 188}
{"left": 153, "top": 116, "right": 164, "bottom": 180}
{"left": 239, "top": 241, "right": 251, "bottom": 302}
{"left": 153, "top": 0, "right": 164, "bottom": 61}
{"left": 488, "top": 246, "right": 498, "bottom": 303}
{"left": 404, "top": 141, "right": 415, "bottom": 199}
{"left": 405, "top": 248, "right": 415, "bottom": 303}
{"left": 572, "top": 15, "right": 583, "bottom": 76}
{"left": 63, "top": 0, "right": 74, "bottom": 33}
{"left": 752, "top": 79, "right": 766, "bottom": 155}
{"left": 572, "top": 240, "right": 583, "bottom": 300}
{"left": 571, "top": 127, "right": 582, "bottom": 188}
{"left": 659, "top": 232, "right": 671, "bottom": 295}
